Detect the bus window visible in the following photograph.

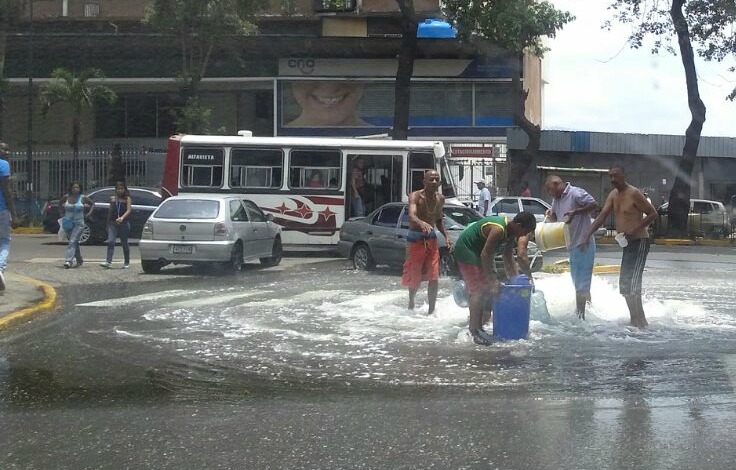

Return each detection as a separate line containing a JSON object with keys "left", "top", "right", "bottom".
{"left": 230, "top": 148, "right": 283, "bottom": 189}
{"left": 409, "top": 152, "right": 436, "bottom": 192}
{"left": 181, "top": 147, "right": 224, "bottom": 188}
{"left": 289, "top": 149, "right": 341, "bottom": 190}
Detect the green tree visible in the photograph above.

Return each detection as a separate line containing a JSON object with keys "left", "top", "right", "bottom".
{"left": 39, "top": 68, "right": 117, "bottom": 178}
{"left": 145, "top": 0, "right": 258, "bottom": 134}
{"left": 443, "top": 0, "right": 573, "bottom": 193}
{"left": 608, "top": 0, "right": 735, "bottom": 235}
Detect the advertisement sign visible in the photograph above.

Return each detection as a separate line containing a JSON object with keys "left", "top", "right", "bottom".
{"left": 280, "top": 80, "right": 512, "bottom": 130}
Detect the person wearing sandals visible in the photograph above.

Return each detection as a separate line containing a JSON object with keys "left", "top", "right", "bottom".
{"left": 59, "top": 181, "right": 94, "bottom": 268}
{"left": 100, "top": 181, "right": 132, "bottom": 269}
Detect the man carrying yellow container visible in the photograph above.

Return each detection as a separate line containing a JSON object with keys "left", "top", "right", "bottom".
{"left": 545, "top": 176, "right": 598, "bottom": 319}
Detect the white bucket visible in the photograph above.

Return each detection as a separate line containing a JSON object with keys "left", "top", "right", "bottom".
{"left": 535, "top": 221, "right": 570, "bottom": 252}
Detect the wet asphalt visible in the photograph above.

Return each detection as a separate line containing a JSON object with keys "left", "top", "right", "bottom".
{"left": 2, "top": 242, "right": 736, "bottom": 469}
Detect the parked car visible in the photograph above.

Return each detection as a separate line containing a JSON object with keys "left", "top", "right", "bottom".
{"left": 489, "top": 195, "right": 608, "bottom": 236}
{"left": 43, "top": 186, "right": 164, "bottom": 245}
{"left": 489, "top": 196, "right": 550, "bottom": 223}
{"left": 656, "top": 198, "right": 730, "bottom": 238}
{"left": 138, "top": 194, "right": 283, "bottom": 274}
{"left": 338, "top": 202, "right": 543, "bottom": 276}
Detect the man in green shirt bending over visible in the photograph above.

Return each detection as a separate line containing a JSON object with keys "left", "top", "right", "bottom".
{"left": 454, "top": 212, "right": 537, "bottom": 345}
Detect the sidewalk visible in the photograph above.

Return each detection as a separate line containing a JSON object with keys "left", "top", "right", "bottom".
{"left": 0, "top": 272, "right": 57, "bottom": 330}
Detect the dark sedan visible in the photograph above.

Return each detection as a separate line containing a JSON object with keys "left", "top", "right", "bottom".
{"left": 338, "top": 202, "right": 543, "bottom": 276}
{"left": 43, "top": 187, "right": 164, "bottom": 244}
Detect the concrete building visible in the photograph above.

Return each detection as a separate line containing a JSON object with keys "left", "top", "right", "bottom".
{"left": 4, "top": 0, "right": 543, "bottom": 154}
{"left": 508, "top": 129, "right": 736, "bottom": 207}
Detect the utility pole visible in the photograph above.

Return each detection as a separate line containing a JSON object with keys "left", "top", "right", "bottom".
{"left": 26, "top": 0, "right": 34, "bottom": 217}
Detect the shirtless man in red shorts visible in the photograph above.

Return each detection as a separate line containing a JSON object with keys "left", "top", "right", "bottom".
{"left": 402, "top": 170, "right": 452, "bottom": 315}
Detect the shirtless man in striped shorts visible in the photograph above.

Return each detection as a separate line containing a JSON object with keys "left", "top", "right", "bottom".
{"left": 584, "top": 166, "right": 657, "bottom": 328}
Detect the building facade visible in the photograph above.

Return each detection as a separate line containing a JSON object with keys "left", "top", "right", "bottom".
{"left": 4, "top": 0, "right": 542, "bottom": 154}
{"left": 508, "top": 129, "right": 736, "bottom": 208}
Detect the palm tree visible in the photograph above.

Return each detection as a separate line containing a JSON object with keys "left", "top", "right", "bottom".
{"left": 39, "top": 67, "right": 117, "bottom": 178}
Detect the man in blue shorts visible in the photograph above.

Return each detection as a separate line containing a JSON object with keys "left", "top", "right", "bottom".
{"left": 545, "top": 176, "right": 598, "bottom": 319}
{"left": 0, "top": 142, "right": 18, "bottom": 292}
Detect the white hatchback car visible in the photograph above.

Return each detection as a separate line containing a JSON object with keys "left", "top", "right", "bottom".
{"left": 139, "top": 194, "right": 282, "bottom": 274}
{"left": 489, "top": 196, "right": 550, "bottom": 223}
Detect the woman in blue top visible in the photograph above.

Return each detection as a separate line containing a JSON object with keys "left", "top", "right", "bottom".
{"left": 58, "top": 181, "right": 94, "bottom": 268}
{"left": 100, "top": 181, "right": 132, "bottom": 269}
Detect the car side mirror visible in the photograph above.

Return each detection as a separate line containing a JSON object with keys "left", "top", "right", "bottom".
{"left": 266, "top": 213, "right": 274, "bottom": 222}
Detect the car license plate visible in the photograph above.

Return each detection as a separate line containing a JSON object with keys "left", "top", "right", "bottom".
{"left": 171, "top": 245, "right": 193, "bottom": 254}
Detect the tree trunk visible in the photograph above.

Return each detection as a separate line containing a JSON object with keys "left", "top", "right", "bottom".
{"left": 507, "top": 54, "right": 540, "bottom": 195}
{"left": 391, "top": 0, "right": 417, "bottom": 140}
{"left": 666, "top": 0, "right": 706, "bottom": 237}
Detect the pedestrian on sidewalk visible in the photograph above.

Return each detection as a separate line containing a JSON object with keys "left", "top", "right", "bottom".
{"left": 475, "top": 181, "right": 492, "bottom": 216}
{"left": 59, "top": 181, "right": 94, "bottom": 268}
{"left": 520, "top": 181, "right": 532, "bottom": 197}
{"left": 100, "top": 181, "right": 132, "bottom": 269}
{"left": 0, "top": 143, "right": 18, "bottom": 291}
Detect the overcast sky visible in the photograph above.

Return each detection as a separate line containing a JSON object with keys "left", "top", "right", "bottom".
{"left": 543, "top": 0, "right": 736, "bottom": 137}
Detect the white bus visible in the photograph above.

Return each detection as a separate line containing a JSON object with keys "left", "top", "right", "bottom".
{"left": 161, "top": 133, "right": 458, "bottom": 246}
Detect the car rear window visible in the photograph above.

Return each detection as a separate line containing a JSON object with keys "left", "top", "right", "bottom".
{"left": 155, "top": 200, "right": 220, "bottom": 219}
{"left": 444, "top": 207, "right": 481, "bottom": 226}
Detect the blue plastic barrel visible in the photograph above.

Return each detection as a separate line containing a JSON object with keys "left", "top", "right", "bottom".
{"left": 417, "top": 19, "right": 458, "bottom": 39}
{"left": 493, "top": 275, "right": 533, "bottom": 340}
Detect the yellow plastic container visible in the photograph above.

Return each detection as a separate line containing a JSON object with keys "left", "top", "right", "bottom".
{"left": 535, "top": 222, "right": 570, "bottom": 252}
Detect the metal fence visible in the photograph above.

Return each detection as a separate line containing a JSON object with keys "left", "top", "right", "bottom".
{"left": 446, "top": 158, "right": 508, "bottom": 206}
{"left": 8, "top": 146, "right": 166, "bottom": 219}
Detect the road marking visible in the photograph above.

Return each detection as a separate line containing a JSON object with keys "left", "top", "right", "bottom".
{"left": 76, "top": 289, "right": 194, "bottom": 307}
{"left": 168, "top": 291, "right": 269, "bottom": 308}
{"left": 27, "top": 258, "right": 141, "bottom": 264}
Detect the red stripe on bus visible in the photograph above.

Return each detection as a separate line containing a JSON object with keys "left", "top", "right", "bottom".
{"left": 305, "top": 196, "right": 345, "bottom": 205}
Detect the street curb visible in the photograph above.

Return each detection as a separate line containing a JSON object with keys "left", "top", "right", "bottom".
{"left": 654, "top": 238, "right": 696, "bottom": 246}
{"left": 0, "top": 275, "right": 58, "bottom": 331}
{"left": 11, "top": 227, "right": 45, "bottom": 235}
{"left": 592, "top": 265, "right": 621, "bottom": 274}
{"left": 543, "top": 261, "right": 620, "bottom": 274}
{"left": 694, "top": 239, "right": 734, "bottom": 247}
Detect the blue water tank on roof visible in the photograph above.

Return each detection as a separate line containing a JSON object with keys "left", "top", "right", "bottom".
{"left": 417, "top": 19, "right": 457, "bottom": 39}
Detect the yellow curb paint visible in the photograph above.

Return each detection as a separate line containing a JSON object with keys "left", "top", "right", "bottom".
{"left": 592, "top": 265, "right": 621, "bottom": 274}
{"left": 10, "top": 227, "right": 45, "bottom": 234}
{"left": 545, "top": 264, "right": 620, "bottom": 274}
{"left": 0, "top": 275, "right": 58, "bottom": 331}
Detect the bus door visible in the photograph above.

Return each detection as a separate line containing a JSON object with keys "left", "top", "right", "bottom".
{"left": 346, "top": 152, "right": 404, "bottom": 218}
{"left": 408, "top": 151, "right": 437, "bottom": 193}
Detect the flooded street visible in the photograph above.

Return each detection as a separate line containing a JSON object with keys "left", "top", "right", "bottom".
{"left": 3, "top": 255, "right": 736, "bottom": 469}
